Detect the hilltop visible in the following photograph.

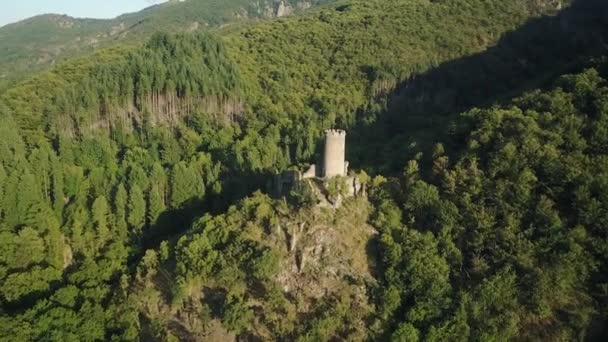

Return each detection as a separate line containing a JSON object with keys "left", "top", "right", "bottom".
{"left": 0, "top": 0, "right": 334, "bottom": 88}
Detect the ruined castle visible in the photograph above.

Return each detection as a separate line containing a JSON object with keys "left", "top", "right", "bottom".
{"left": 301, "top": 129, "right": 348, "bottom": 179}
{"left": 273, "top": 129, "right": 362, "bottom": 200}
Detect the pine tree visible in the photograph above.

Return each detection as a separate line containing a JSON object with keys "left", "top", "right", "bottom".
{"left": 92, "top": 196, "right": 110, "bottom": 244}
{"left": 128, "top": 164, "right": 149, "bottom": 191}
{"left": 170, "top": 161, "right": 203, "bottom": 208}
{"left": 1, "top": 169, "right": 20, "bottom": 227}
{"left": 40, "top": 206, "right": 66, "bottom": 270}
{"left": 50, "top": 154, "right": 65, "bottom": 219}
{"left": 114, "top": 183, "right": 128, "bottom": 239}
{"left": 19, "top": 169, "right": 43, "bottom": 228}
{"left": 128, "top": 184, "right": 146, "bottom": 234}
{"left": 148, "top": 185, "right": 165, "bottom": 228}
{"left": 0, "top": 165, "right": 6, "bottom": 223}
{"left": 149, "top": 163, "right": 168, "bottom": 203}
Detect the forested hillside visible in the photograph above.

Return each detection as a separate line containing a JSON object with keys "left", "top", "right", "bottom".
{"left": 1, "top": 0, "right": 608, "bottom": 340}
{"left": 0, "top": 0, "right": 334, "bottom": 89}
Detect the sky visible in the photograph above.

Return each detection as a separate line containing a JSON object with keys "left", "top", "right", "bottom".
{"left": 0, "top": 0, "right": 167, "bottom": 27}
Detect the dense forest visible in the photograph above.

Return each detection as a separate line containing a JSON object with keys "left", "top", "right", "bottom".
{"left": 0, "top": 0, "right": 336, "bottom": 90}
{"left": 1, "top": 0, "right": 608, "bottom": 340}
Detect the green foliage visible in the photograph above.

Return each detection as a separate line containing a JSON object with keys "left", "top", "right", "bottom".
{"left": 92, "top": 196, "right": 110, "bottom": 244}
{"left": 170, "top": 161, "right": 204, "bottom": 209}
{"left": 288, "top": 180, "right": 318, "bottom": 207}
{"left": 114, "top": 183, "right": 128, "bottom": 238}
{"left": 369, "top": 64, "right": 608, "bottom": 340}
{"left": 249, "top": 247, "right": 280, "bottom": 281}
{"left": 159, "top": 241, "right": 170, "bottom": 262}
{"left": 326, "top": 176, "right": 349, "bottom": 201}
{"left": 148, "top": 185, "right": 166, "bottom": 227}
{"left": 222, "top": 294, "right": 253, "bottom": 334}
{"left": 173, "top": 193, "right": 280, "bottom": 289}
{"left": 295, "top": 291, "right": 358, "bottom": 341}
{"left": 0, "top": 228, "right": 45, "bottom": 269}
{"left": 1, "top": 266, "right": 61, "bottom": 302}
{"left": 0, "top": 0, "right": 336, "bottom": 86}
{"left": 391, "top": 323, "right": 420, "bottom": 342}
{"left": 3, "top": 32, "right": 241, "bottom": 135}
{"left": 1, "top": 0, "right": 607, "bottom": 340}
{"left": 128, "top": 184, "right": 146, "bottom": 232}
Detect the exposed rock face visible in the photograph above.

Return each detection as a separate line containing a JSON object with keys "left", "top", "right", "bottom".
{"left": 49, "top": 15, "right": 76, "bottom": 29}
{"left": 276, "top": 198, "right": 377, "bottom": 312}
{"left": 109, "top": 23, "right": 126, "bottom": 36}
{"left": 276, "top": 1, "right": 294, "bottom": 17}
{"left": 276, "top": 0, "right": 315, "bottom": 17}
{"left": 527, "top": 0, "right": 570, "bottom": 13}
{"left": 186, "top": 21, "right": 200, "bottom": 32}
{"left": 254, "top": 0, "right": 314, "bottom": 18}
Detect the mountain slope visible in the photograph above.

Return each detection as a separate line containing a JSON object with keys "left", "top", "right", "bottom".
{"left": 3, "top": 0, "right": 573, "bottom": 150}
{"left": 0, "top": 0, "right": 334, "bottom": 88}
{"left": 1, "top": 0, "right": 608, "bottom": 340}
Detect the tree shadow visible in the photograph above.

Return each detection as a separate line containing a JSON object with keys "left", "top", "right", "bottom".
{"left": 347, "top": 0, "right": 608, "bottom": 175}
{"left": 139, "top": 168, "right": 271, "bottom": 251}
{"left": 365, "top": 235, "right": 381, "bottom": 279}
{"left": 202, "top": 286, "right": 228, "bottom": 319}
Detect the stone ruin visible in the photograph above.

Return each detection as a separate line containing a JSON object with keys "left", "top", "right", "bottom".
{"left": 271, "top": 129, "right": 362, "bottom": 204}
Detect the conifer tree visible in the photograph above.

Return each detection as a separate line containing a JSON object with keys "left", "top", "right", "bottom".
{"left": 128, "top": 185, "right": 146, "bottom": 233}
{"left": 148, "top": 185, "right": 165, "bottom": 228}
{"left": 170, "top": 161, "right": 203, "bottom": 208}
{"left": 1, "top": 169, "right": 20, "bottom": 228}
{"left": 149, "top": 163, "right": 168, "bottom": 202}
{"left": 128, "top": 164, "right": 149, "bottom": 191}
{"left": 114, "top": 183, "right": 128, "bottom": 239}
{"left": 50, "top": 154, "right": 65, "bottom": 219}
{"left": 19, "top": 170, "right": 43, "bottom": 228}
{"left": 92, "top": 196, "right": 110, "bottom": 244}
{"left": 0, "top": 165, "right": 6, "bottom": 223}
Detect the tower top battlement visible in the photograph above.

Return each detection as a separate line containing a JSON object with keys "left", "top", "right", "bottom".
{"left": 324, "top": 129, "right": 346, "bottom": 137}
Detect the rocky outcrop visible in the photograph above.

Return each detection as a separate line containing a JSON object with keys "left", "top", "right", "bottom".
{"left": 276, "top": 198, "right": 377, "bottom": 312}
{"left": 276, "top": 1, "right": 293, "bottom": 17}
{"left": 252, "top": 0, "right": 315, "bottom": 18}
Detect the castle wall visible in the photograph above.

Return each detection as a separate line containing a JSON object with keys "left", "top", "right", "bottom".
{"left": 323, "top": 129, "right": 346, "bottom": 178}
{"left": 303, "top": 164, "right": 316, "bottom": 179}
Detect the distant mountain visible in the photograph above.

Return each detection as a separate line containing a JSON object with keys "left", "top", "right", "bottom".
{"left": 0, "top": 0, "right": 334, "bottom": 88}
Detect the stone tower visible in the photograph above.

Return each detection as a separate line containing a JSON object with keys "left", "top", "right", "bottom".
{"left": 323, "top": 129, "right": 347, "bottom": 178}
